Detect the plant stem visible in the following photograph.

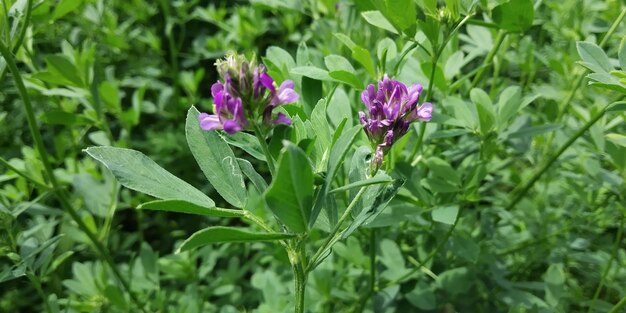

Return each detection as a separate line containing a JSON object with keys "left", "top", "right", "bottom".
{"left": 252, "top": 123, "right": 276, "bottom": 177}
{"left": 0, "top": 42, "right": 147, "bottom": 313}
{"left": 380, "top": 214, "right": 460, "bottom": 289}
{"left": 354, "top": 229, "right": 377, "bottom": 312}
{"left": 609, "top": 296, "right": 626, "bottom": 313}
{"left": 506, "top": 104, "right": 609, "bottom": 211}
{"left": 308, "top": 186, "right": 368, "bottom": 271}
{"left": 291, "top": 241, "right": 307, "bottom": 313}
{"left": 555, "top": 7, "right": 626, "bottom": 120}
{"left": 470, "top": 30, "right": 506, "bottom": 90}
{"left": 0, "top": 156, "right": 51, "bottom": 190}
{"left": 588, "top": 215, "right": 624, "bottom": 313}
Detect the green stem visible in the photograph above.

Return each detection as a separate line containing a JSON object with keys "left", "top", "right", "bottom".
{"left": 252, "top": 123, "right": 276, "bottom": 177}
{"left": 308, "top": 186, "right": 368, "bottom": 271}
{"left": 0, "top": 156, "right": 51, "bottom": 190}
{"left": 506, "top": 104, "right": 609, "bottom": 211}
{"left": 0, "top": 42, "right": 147, "bottom": 313}
{"left": 609, "top": 296, "right": 626, "bottom": 313}
{"left": 291, "top": 241, "right": 307, "bottom": 313}
{"left": 470, "top": 30, "right": 506, "bottom": 90}
{"left": 354, "top": 229, "right": 378, "bottom": 312}
{"left": 26, "top": 271, "right": 52, "bottom": 313}
{"left": 380, "top": 214, "right": 460, "bottom": 289}
{"left": 555, "top": 7, "right": 626, "bottom": 120}
{"left": 588, "top": 215, "right": 624, "bottom": 313}
{"left": 0, "top": 0, "right": 32, "bottom": 83}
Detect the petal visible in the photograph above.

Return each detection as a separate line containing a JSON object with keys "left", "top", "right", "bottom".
{"left": 416, "top": 102, "right": 433, "bottom": 121}
{"left": 223, "top": 120, "right": 243, "bottom": 134}
{"left": 278, "top": 88, "right": 300, "bottom": 104}
{"left": 199, "top": 113, "right": 222, "bottom": 130}
{"left": 260, "top": 72, "right": 275, "bottom": 93}
{"left": 406, "top": 84, "right": 422, "bottom": 109}
{"left": 211, "top": 82, "right": 223, "bottom": 98}
{"left": 278, "top": 80, "right": 295, "bottom": 92}
{"left": 273, "top": 112, "right": 292, "bottom": 125}
{"left": 358, "top": 111, "right": 368, "bottom": 125}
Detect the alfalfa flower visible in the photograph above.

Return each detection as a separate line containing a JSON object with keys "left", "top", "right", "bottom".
{"left": 359, "top": 74, "right": 433, "bottom": 172}
{"left": 199, "top": 53, "right": 299, "bottom": 134}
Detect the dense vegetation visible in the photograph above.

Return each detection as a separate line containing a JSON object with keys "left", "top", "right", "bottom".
{"left": 1, "top": 0, "right": 626, "bottom": 312}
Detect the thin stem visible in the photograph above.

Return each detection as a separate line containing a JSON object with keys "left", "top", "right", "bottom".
{"left": 12, "top": 0, "right": 32, "bottom": 54}
{"left": 26, "top": 271, "right": 52, "bottom": 313}
{"left": 609, "top": 296, "right": 626, "bottom": 313}
{"left": 506, "top": 104, "right": 609, "bottom": 211}
{"left": 0, "top": 42, "right": 147, "bottom": 313}
{"left": 354, "top": 229, "right": 377, "bottom": 312}
{"left": 588, "top": 215, "right": 624, "bottom": 313}
{"left": 380, "top": 215, "right": 460, "bottom": 289}
{"left": 252, "top": 123, "right": 276, "bottom": 177}
{"left": 0, "top": 156, "right": 51, "bottom": 190}
{"left": 470, "top": 30, "right": 507, "bottom": 90}
{"left": 308, "top": 186, "right": 368, "bottom": 271}
{"left": 555, "top": 7, "right": 626, "bottom": 120}
{"left": 392, "top": 41, "right": 419, "bottom": 76}
{"left": 291, "top": 241, "right": 307, "bottom": 313}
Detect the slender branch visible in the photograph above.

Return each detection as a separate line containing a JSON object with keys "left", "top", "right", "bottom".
{"left": 0, "top": 42, "right": 147, "bottom": 313}
{"left": 470, "top": 30, "right": 507, "bottom": 90}
{"left": 308, "top": 186, "right": 368, "bottom": 271}
{"left": 380, "top": 215, "right": 460, "bottom": 289}
{"left": 0, "top": 156, "right": 51, "bottom": 190}
{"left": 354, "top": 229, "right": 377, "bottom": 312}
{"left": 252, "top": 123, "right": 276, "bottom": 177}
{"left": 506, "top": 103, "right": 610, "bottom": 211}
{"left": 589, "top": 215, "right": 624, "bottom": 313}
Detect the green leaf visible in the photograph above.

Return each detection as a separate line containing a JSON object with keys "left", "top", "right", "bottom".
{"left": 85, "top": 147, "right": 214, "bottom": 208}
{"left": 264, "top": 142, "right": 314, "bottom": 233}
{"left": 237, "top": 158, "right": 268, "bottom": 193}
{"left": 40, "top": 111, "right": 90, "bottom": 126}
{"left": 290, "top": 66, "right": 332, "bottom": 81}
{"left": 431, "top": 205, "right": 459, "bottom": 225}
{"left": 491, "top": 0, "right": 534, "bottom": 32}
{"left": 509, "top": 124, "right": 561, "bottom": 138}
{"left": 330, "top": 175, "right": 393, "bottom": 193}
{"left": 177, "top": 227, "right": 295, "bottom": 253}
{"left": 352, "top": 46, "right": 377, "bottom": 78}
{"left": 470, "top": 88, "right": 495, "bottom": 135}
{"left": 577, "top": 41, "right": 613, "bottom": 73}
{"left": 496, "top": 86, "right": 522, "bottom": 127}
{"left": 382, "top": 0, "right": 416, "bottom": 33}
{"left": 311, "top": 125, "right": 363, "bottom": 227}
{"left": 221, "top": 132, "right": 266, "bottom": 161}
{"left": 45, "top": 55, "right": 83, "bottom": 87}
{"left": 407, "top": 283, "right": 437, "bottom": 310}
{"left": 333, "top": 33, "right": 357, "bottom": 50}
{"left": 424, "top": 157, "right": 461, "bottom": 186}
{"left": 329, "top": 70, "right": 363, "bottom": 89}
{"left": 361, "top": 11, "right": 398, "bottom": 34}
{"left": 324, "top": 55, "right": 355, "bottom": 73}
{"left": 186, "top": 107, "right": 247, "bottom": 208}
{"left": 53, "top": 0, "right": 84, "bottom": 20}
{"left": 606, "top": 133, "right": 626, "bottom": 148}
{"left": 617, "top": 37, "right": 626, "bottom": 71}
{"left": 342, "top": 178, "right": 405, "bottom": 238}
{"left": 607, "top": 101, "right": 626, "bottom": 112}
{"left": 138, "top": 199, "right": 244, "bottom": 217}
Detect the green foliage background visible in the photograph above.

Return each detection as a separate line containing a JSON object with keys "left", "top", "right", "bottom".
{"left": 1, "top": 0, "right": 625, "bottom": 312}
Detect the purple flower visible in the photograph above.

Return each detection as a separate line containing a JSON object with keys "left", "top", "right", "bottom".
{"left": 199, "top": 53, "right": 299, "bottom": 134}
{"left": 359, "top": 74, "right": 433, "bottom": 170}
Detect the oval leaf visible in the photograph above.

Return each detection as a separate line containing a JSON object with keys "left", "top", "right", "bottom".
{"left": 85, "top": 147, "right": 214, "bottom": 208}
{"left": 138, "top": 200, "right": 244, "bottom": 217}
{"left": 186, "top": 107, "right": 247, "bottom": 208}
{"left": 177, "top": 227, "right": 295, "bottom": 253}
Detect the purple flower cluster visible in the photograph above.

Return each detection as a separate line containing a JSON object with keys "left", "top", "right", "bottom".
{"left": 359, "top": 74, "right": 433, "bottom": 169}
{"left": 199, "top": 53, "right": 299, "bottom": 134}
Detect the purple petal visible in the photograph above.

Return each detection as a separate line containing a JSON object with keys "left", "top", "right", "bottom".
{"left": 199, "top": 113, "right": 222, "bottom": 130}
{"left": 273, "top": 112, "right": 292, "bottom": 125}
{"left": 278, "top": 88, "right": 299, "bottom": 104}
{"left": 223, "top": 120, "right": 243, "bottom": 134}
{"left": 260, "top": 72, "right": 275, "bottom": 93}
{"left": 406, "top": 84, "right": 422, "bottom": 109}
{"left": 358, "top": 111, "right": 367, "bottom": 126}
{"left": 416, "top": 102, "right": 433, "bottom": 121}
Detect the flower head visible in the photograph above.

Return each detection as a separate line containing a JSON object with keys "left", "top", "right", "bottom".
{"left": 359, "top": 74, "right": 433, "bottom": 171}
{"left": 199, "top": 53, "right": 299, "bottom": 134}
